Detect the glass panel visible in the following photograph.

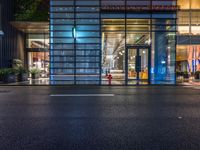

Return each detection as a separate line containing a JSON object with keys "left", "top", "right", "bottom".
{"left": 101, "top": 32, "right": 125, "bottom": 85}
{"left": 126, "top": 32, "right": 151, "bottom": 45}
{"left": 27, "top": 34, "right": 49, "bottom": 49}
{"left": 128, "top": 49, "right": 137, "bottom": 80}
{"left": 126, "top": 19, "right": 150, "bottom": 45}
{"left": 101, "top": 19, "right": 125, "bottom": 85}
{"left": 178, "top": 0, "right": 190, "bottom": 9}
{"left": 191, "top": 26, "right": 200, "bottom": 35}
{"left": 139, "top": 49, "right": 149, "bottom": 80}
{"left": 28, "top": 52, "right": 49, "bottom": 78}
{"left": 50, "top": 0, "right": 101, "bottom": 84}
{"left": 178, "top": 26, "right": 190, "bottom": 34}
{"left": 191, "top": 0, "right": 200, "bottom": 9}
{"left": 176, "top": 45, "right": 200, "bottom": 75}
{"left": 177, "top": 11, "right": 190, "bottom": 25}
{"left": 128, "top": 48, "right": 149, "bottom": 85}
{"left": 151, "top": 32, "right": 176, "bottom": 84}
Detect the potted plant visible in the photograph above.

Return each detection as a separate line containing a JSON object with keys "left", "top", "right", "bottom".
{"left": 2, "top": 68, "right": 17, "bottom": 83}
{"left": 176, "top": 71, "right": 184, "bottom": 77}
{"left": 0, "top": 69, "right": 3, "bottom": 81}
{"left": 183, "top": 71, "right": 189, "bottom": 79}
{"left": 30, "top": 68, "right": 40, "bottom": 79}
{"left": 194, "top": 71, "right": 200, "bottom": 79}
{"left": 17, "top": 66, "right": 28, "bottom": 82}
{"left": 12, "top": 59, "right": 23, "bottom": 68}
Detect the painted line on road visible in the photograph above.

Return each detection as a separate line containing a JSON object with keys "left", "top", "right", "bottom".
{"left": 50, "top": 94, "right": 115, "bottom": 97}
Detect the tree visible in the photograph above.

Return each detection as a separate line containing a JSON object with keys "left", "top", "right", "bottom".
{"left": 15, "top": 0, "right": 48, "bottom": 21}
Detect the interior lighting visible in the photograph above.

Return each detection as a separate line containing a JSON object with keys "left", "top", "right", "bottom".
{"left": 161, "top": 61, "right": 166, "bottom": 64}
{"left": 72, "top": 27, "right": 76, "bottom": 38}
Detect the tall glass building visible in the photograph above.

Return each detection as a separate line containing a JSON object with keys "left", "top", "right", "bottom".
{"left": 50, "top": 0, "right": 177, "bottom": 85}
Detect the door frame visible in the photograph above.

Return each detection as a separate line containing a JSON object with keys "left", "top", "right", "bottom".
{"left": 125, "top": 45, "right": 151, "bottom": 85}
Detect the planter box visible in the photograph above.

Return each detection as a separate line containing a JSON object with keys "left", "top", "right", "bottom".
{"left": 18, "top": 73, "right": 28, "bottom": 82}
{"left": 195, "top": 74, "right": 200, "bottom": 79}
{"left": 3, "top": 74, "right": 16, "bottom": 83}
{"left": 31, "top": 74, "right": 40, "bottom": 79}
{"left": 183, "top": 74, "right": 189, "bottom": 79}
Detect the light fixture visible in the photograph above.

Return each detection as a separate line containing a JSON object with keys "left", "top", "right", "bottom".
{"left": 72, "top": 27, "right": 76, "bottom": 38}
{"left": 0, "top": 30, "right": 4, "bottom": 36}
{"left": 145, "top": 39, "right": 151, "bottom": 45}
{"left": 161, "top": 61, "right": 166, "bottom": 64}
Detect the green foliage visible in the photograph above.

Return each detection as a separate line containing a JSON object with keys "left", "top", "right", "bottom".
{"left": 12, "top": 59, "right": 23, "bottom": 69}
{"left": 176, "top": 71, "right": 184, "bottom": 77}
{"left": 0, "top": 69, "right": 3, "bottom": 80}
{"left": 15, "top": 0, "right": 48, "bottom": 21}
{"left": 195, "top": 71, "right": 200, "bottom": 75}
{"left": 0, "top": 68, "right": 16, "bottom": 76}
{"left": 195, "top": 71, "right": 200, "bottom": 79}
{"left": 16, "top": 66, "right": 28, "bottom": 74}
{"left": 30, "top": 68, "right": 40, "bottom": 75}
{"left": 11, "top": 59, "right": 28, "bottom": 75}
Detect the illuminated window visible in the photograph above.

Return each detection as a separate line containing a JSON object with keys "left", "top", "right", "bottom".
{"left": 178, "top": 0, "right": 190, "bottom": 9}
{"left": 191, "top": 0, "right": 200, "bottom": 9}
{"left": 191, "top": 11, "right": 200, "bottom": 24}
{"left": 177, "top": 12, "right": 190, "bottom": 25}
{"left": 178, "top": 26, "right": 190, "bottom": 34}
{"left": 191, "top": 26, "right": 200, "bottom": 35}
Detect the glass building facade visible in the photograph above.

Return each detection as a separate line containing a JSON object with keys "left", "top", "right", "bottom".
{"left": 177, "top": 0, "right": 200, "bottom": 81}
{"left": 50, "top": 0, "right": 177, "bottom": 85}
{"left": 26, "top": 33, "right": 49, "bottom": 78}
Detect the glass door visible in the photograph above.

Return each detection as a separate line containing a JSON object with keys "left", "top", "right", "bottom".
{"left": 127, "top": 47, "right": 150, "bottom": 85}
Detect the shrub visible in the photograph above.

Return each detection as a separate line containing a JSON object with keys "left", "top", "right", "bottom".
{"left": 30, "top": 68, "right": 40, "bottom": 75}
{"left": 0, "top": 68, "right": 17, "bottom": 83}
{"left": 195, "top": 71, "right": 200, "bottom": 79}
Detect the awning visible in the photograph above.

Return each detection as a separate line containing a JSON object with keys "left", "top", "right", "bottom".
{"left": 11, "top": 21, "right": 49, "bottom": 33}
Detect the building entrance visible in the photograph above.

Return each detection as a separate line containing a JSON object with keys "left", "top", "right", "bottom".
{"left": 126, "top": 46, "right": 150, "bottom": 85}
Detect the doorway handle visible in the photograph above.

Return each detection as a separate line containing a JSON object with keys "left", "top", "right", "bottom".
{"left": 136, "top": 55, "right": 141, "bottom": 72}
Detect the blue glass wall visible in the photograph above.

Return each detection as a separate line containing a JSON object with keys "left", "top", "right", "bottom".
{"left": 151, "top": 0, "right": 177, "bottom": 84}
{"left": 50, "top": 0, "right": 177, "bottom": 85}
{"left": 50, "top": 0, "right": 101, "bottom": 84}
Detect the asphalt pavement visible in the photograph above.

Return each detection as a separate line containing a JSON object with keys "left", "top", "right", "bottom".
{"left": 0, "top": 86, "right": 200, "bottom": 150}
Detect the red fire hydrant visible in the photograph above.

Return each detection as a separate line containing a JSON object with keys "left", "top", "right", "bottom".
{"left": 107, "top": 74, "right": 112, "bottom": 85}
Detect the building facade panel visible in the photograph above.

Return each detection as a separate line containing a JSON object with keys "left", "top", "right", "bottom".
{"left": 50, "top": 0, "right": 101, "bottom": 84}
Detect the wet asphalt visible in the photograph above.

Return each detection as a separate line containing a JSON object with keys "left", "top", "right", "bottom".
{"left": 0, "top": 86, "right": 200, "bottom": 150}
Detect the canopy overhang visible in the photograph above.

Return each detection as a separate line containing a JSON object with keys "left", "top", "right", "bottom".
{"left": 11, "top": 21, "right": 49, "bottom": 34}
